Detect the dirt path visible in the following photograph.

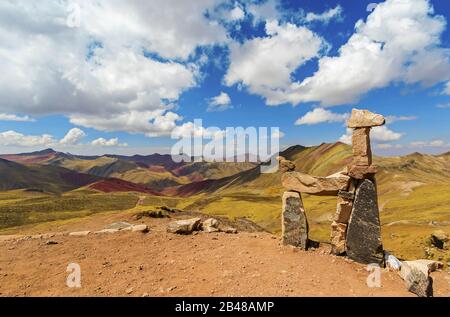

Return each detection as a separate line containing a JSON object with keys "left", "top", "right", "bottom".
{"left": 0, "top": 213, "right": 449, "bottom": 297}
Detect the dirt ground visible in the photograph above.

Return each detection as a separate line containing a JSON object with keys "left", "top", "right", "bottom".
{"left": 0, "top": 212, "right": 449, "bottom": 297}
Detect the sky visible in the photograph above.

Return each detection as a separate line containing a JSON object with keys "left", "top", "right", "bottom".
{"left": 0, "top": 0, "right": 449, "bottom": 156}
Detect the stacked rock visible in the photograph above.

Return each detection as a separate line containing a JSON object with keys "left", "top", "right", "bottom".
{"left": 345, "top": 109, "right": 385, "bottom": 265}
{"left": 280, "top": 108, "right": 386, "bottom": 266}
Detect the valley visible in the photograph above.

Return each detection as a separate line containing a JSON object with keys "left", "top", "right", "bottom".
{"left": 0, "top": 143, "right": 449, "bottom": 263}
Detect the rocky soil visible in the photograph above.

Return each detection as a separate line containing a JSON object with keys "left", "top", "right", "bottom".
{"left": 0, "top": 212, "right": 449, "bottom": 297}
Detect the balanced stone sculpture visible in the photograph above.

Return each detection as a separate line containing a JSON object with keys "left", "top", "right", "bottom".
{"left": 280, "top": 108, "right": 385, "bottom": 266}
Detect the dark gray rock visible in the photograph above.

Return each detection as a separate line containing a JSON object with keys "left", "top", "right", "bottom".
{"left": 346, "top": 179, "right": 384, "bottom": 265}
{"left": 338, "top": 190, "right": 355, "bottom": 201}
{"left": 282, "top": 191, "right": 308, "bottom": 250}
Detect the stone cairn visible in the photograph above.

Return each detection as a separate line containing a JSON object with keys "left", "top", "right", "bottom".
{"left": 280, "top": 109, "right": 385, "bottom": 265}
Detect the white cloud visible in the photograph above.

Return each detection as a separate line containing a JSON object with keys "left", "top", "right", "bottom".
{"left": 229, "top": 0, "right": 450, "bottom": 106}
{"left": 0, "top": 0, "right": 227, "bottom": 137}
{"left": 436, "top": 103, "right": 450, "bottom": 108}
{"left": 444, "top": 82, "right": 450, "bottom": 95}
{"left": 376, "top": 143, "right": 404, "bottom": 150}
{"left": 295, "top": 108, "right": 348, "bottom": 125}
{"left": 229, "top": 5, "right": 245, "bottom": 21}
{"left": 292, "top": 0, "right": 450, "bottom": 106}
{"left": 410, "top": 139, "right": 447, "bottom": 147}
{"left": 91, "top": 137, "right": 127, "bottom": 147}
{"left": 340, "top": 126, "right": 403, "bottom": 145}
{"left": 225, "top": 20, "right": 325, "bottom": 105}
{"left": 60, "top": 128, "right": 86, "bottom": 146}
{"left": 304, "top": 5, "right": 343, "bottom": 24}
{"left": 247, "top": 0, "right": 281, "bottom": 24}
{"left": 371, "top": 126, "right": 404, "bottom": 142}
{"left": 0, "top": 131, "right": 55, "bottom": 147}
{"left": 385, "top": 115, "right": 417, "bottom": 124}
{"left": 207, "top": 92, "right": 232, "bottom": 112}
{"left": 0, "top": 113, "right": 35, "bottom": 122}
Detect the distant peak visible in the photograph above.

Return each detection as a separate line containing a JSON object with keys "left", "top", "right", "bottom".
{"left": 20, "top": 148, "right": 56, "bottom": 156}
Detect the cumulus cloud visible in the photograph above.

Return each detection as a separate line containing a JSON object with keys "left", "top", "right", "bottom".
{"left": 60, "top": 128, "right": 87, "bottom": 146}
{"left": 0, "top": 114, "right": 35, "bottom": 122}
{"left": 207, "top": 92, "right": 232, "bottom": 112}
{"left": 227, "top": 0, "right": 450, "bottom": 106}
{"left": 304, "top": 5, "right": 343, "bottom": 24}
{"left": 225, "top": 20, "right": 325, "bottom": 105}
{"left": 340, "top": 126, "right": 404, "bottom": 145}
{"left": 0, "top": 131, "right": 55, "bottom": 147}
{"left": 91, "top": 138, "right": 127, "bottom": 147}
{"left": 295, "top": 108, "right": 348, "bottom": 125}
{"left": 0, "top": 0, "right": 227, "bottom": 137}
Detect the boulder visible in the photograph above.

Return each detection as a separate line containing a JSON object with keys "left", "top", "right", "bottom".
{"left": 202, "top": 218, "right": 220, "bottom": 233}
{"left": 403, "top": 260, "right": 443, "bottom": 274}
{"left": 347, "top": 164, "right": 378, "bottom": 180}
{"left": 346, "top": 179, "right": 384, "bottom": 265}
{"left": 333, "top": 196, "right": 353, "bottom": 224}
{"left": 347, "top": 109, "right": 386, "bottom": 128}
{"left": 330, "top": 222, "right": 347, "bottom": 255}
{"left": 281, "top": 171, "right": 350, "bottom": 196}
{"left": 282, "top": 191, "right": 308, "bottom": 249}
{"left": 132, "top": 224, "right": 149, "bottom": 233}
{"left": 167, "top": 218, "right": 202, "bottom": 235}
{"left": 399, "top": 262, "right": 433, "bottom": 297}
{"left": 352, "top": 128, "right": 372, "bottom": 166}
{"left": 430, "top": 230, "right": 449, "bottom": 249}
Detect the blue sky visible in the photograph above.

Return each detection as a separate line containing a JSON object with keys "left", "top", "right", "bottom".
{"left": 0, "top": 0, "right": 449, "bottom": 156}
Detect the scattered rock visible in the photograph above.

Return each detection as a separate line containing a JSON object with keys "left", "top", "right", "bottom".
{"left": 282, "top": 191, "right": 308, "bottom": 250}
{"left": 399, "top": 262, "right": 433, "bottom": 297}
{"left": 277, "top": 156, "right": 296, "bottom": 173}
{"left": 94, "top": 229, "right": 119, "bottom": 234}
{"left": 69, "top": 231, "right": 91, "bottom": 237}
{"left": 384, "top": 252, "right": 402, "bottom": 271}
{"left": 219, "top": 226, "right": 238, "bottom": 234}
{"left": 167, "top": 218, "right": 202, "bottom": 235}
{"left": 346, "top": 179, "right": 384, "bottom": 265}
{"left": 125, "top": 287, "right": 134, "bottom": 295}
{"left": 330, "top": 222, "right": 347, "bottom": 255}
{"left": 430, "top": 230, "right": 449, "bottom": 249}
{"left": 133, "top": 210, "right": 169, "bottom": 220}
{"left": 131, "top": 224, "right": 149, "bottom": 233}
{"left": 105, "top": 222, "right": 133, "bottom": 230}
{"left": 404, "top": 260, "right": 443, "bottom": 274}
{"left": 202, "top": 218, "right": 219, "bottom": 233}
{"left": 347, "top": 109, "right": 386, "bottom": 128}
{"left": 281, "top": 171, "right": 350, "bottom": 196}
